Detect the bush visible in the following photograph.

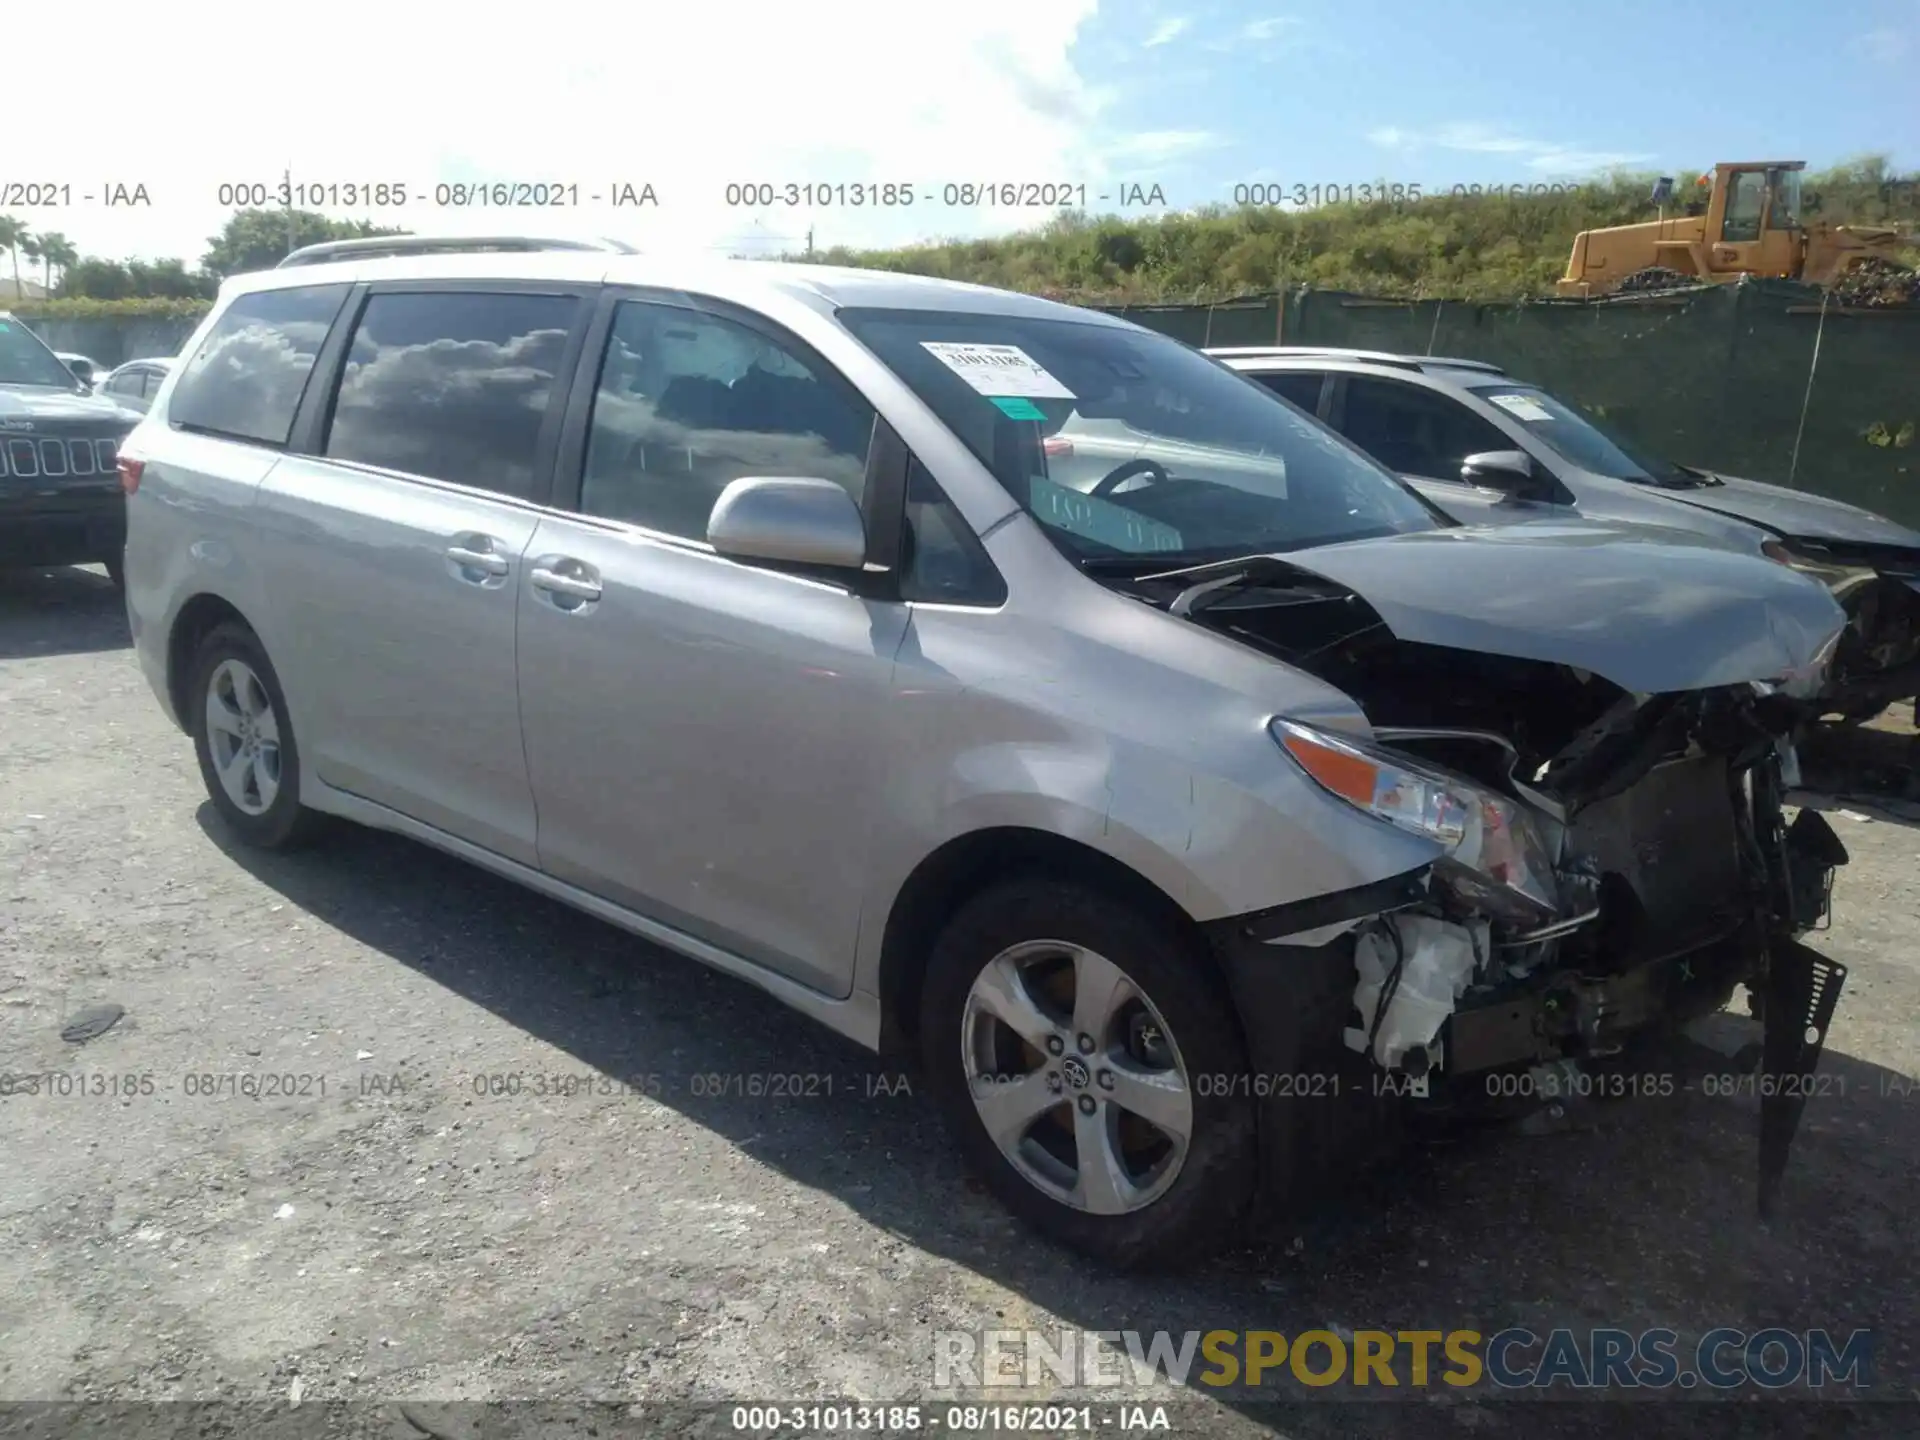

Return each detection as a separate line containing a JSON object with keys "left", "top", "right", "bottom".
{"left": 800, "top": 158, "right": 1920, "bottom": 304}
{"left": 0, "top": 297, "right": 214, "bottom": 320}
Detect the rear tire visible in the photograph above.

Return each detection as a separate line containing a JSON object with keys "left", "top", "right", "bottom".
{"left": 920, "top": 879, "right": 1257, "bottom": 1270}
{"left": 188, "top": 622, "right": 325, "bottom": 850}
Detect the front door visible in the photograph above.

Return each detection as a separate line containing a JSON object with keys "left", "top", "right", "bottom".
{"left": 515, "top": 293, "right": 907, "bottom": 994}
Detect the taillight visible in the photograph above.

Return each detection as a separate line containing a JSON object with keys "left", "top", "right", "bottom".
{"left": 1042, "top": 436, "right": 1073, "bottom": 458}
{"left": 117, "top": 455, "right": 146, "bottom": 495}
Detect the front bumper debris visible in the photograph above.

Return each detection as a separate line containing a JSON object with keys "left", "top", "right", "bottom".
{"left": 1209, "top": 720, "right": 1853, "bottom": 1222}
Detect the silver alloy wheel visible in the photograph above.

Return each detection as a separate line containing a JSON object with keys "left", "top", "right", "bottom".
{"left": 204, "top": 658, "right": 282, "bottom": 816}
{"left": 961, "top": 939, "right": 1194, "bottom": 1215}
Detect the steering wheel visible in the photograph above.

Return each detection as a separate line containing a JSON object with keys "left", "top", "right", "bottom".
{"left": 1089, "top": 457, "right": 1171, "bottom": 498}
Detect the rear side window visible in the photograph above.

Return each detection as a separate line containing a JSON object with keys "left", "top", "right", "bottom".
{"left": 168, "top": 284, "right": 350, "bottom": 446}
{"left": 1254, "top": 370, "right": 1326, "bottom": 413}
{"left": 323, "top": 290, "right": 580, "bottom": 499}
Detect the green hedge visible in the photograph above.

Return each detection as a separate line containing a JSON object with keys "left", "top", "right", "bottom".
{"left": 0, "top": 297, "right": 215, "bottom": 319}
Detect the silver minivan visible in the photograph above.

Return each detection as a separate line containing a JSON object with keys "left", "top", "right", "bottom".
{"left": 122, "top": 237, "right": 1855, "bottom": 1267}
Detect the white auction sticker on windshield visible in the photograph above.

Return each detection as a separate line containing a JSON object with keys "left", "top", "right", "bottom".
{"left": 921, "top": 342, "right": 1076, "bottom": 399}
{"left": 1486, "top": 392, "right": 1556, "bottom": 423}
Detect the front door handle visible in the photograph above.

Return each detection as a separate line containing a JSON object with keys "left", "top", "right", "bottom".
{"left": 446, "top": 533, "right": 512, "bottom": 583}
{"left": 529, "top": 557, "right": 603, "bottom": 608}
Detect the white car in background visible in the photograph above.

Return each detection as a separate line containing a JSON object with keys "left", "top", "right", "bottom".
{"left": 96, "top": 357, "right": 174, "bottom": 415}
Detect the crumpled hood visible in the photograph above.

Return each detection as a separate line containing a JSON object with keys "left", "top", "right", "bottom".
{"left": 1656, "top": 471, "right": 1920, "bottom": 554}
{"left": 1278, "top": 523, "right": 1847, "bottom": 695}
{"left": 0, "top": 384, "right": 139, "bottom": 427}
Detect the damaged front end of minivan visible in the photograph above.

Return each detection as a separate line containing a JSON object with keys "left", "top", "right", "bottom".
{"left": 1126, "top": 544, "right": 1853, "bottom": 1219}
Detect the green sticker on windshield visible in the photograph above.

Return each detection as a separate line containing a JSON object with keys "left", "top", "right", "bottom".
{"left": 990, "top": 395, "right": 1048, "bottom": 421}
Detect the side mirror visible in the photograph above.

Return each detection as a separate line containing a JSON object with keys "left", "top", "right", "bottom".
{"left": 66, "top": 359, "right": 94, "bottom": 384}
{"left": 707, "top": 476, "right": 868, "bottom": 571}
{"left": 1460, "top": 450, "right": 1547, "bottom": 500}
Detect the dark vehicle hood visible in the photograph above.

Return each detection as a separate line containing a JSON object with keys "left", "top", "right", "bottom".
{"left": 0, "top": 384, "right": 139, "bottom": 427}
{"left": 1653, "top": 471, "right": 1920, "bottom": 555}
{"left": 1277, "top": 523, "right": 1846, "bottom": 695}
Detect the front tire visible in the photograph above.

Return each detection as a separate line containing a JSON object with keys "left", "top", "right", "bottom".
{"left": 188, "top": 622, "right": 324, "bottom": 850}
{"left": 920, "top": 879, "right": 1256, "bottom": 1269}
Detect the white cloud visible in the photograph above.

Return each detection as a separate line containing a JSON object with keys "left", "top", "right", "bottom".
{"left": 1241, "top": 15, "right": 1301, "bottom": 40}
{"left": 1144, "top": 16, "right": 1190, "bottom": 46}
{"left": 1365, "top": 122, "right": 1652, "bottom": 175}
{"left": 5, "top": 0, "right": 1126, "bottom": 267}
{"left": 1847, "top": 26, "right": 1909, "bottom": 61}
{"left": 1105, "top": 130, "right": 1220, "bottom": 163}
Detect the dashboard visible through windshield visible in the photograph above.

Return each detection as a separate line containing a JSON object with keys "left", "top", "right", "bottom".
{"left": 839, "top": 307, "right": 1442, "bottom": 567}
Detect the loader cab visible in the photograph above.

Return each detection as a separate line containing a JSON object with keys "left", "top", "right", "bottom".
{"left": 1707, "top": 162, "right": 1804, "bottom": 275}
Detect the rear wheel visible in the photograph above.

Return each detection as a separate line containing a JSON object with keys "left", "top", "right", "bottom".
{"left": 187, "top": 622, "right": 325, "bottom": 849}
{"left": 920, "top": 879, "right": 1256, "bottom": 1269}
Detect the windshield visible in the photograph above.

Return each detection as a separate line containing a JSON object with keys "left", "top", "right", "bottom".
{"left": 837, "top": 307, "right": 1440, "bottom": 567}
{"left": 0, "top": 317, "right": 86, "bottom": 390}
{"left": 1467, "top": 383, "right": 1690, "bottom": 486}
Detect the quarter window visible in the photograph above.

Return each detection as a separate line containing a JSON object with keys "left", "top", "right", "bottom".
{"left": 168, "top": 284, "right": 351, "bottom": 446}
{"left": 579, "top": 301, "right": 874, "bottom": 541}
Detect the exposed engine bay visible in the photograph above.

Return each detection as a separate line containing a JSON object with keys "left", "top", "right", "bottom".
{"left": 1123, "top": 553, "right": 1854, "bottom": 1214}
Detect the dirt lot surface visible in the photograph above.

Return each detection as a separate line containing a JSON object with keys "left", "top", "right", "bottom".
{"left": 2, "top": 565, "right": 1918, "bottom": 1440}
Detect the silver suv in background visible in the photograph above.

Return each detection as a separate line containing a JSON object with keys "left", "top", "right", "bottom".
{"left": 122, "top": 241, "right": 1854, "bottom": 1267}
{"left": 97, "top": 357, "right": 174, "bottom": 416}
{"left": 1213, "top": 346, "right": 1920, "bottom": 729}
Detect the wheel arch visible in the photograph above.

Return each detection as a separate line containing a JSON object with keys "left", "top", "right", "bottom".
{"left": 166, "top": 592, "right": 256, "bottom": 730}
{"left": 875, "top": 826, "right": 1226, "bottom": 1055}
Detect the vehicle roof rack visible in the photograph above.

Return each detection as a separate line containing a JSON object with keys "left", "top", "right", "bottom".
{"left": 276, "top": 235, "right": 640, "bottom": 268}
{"left": 1209, "top": 345, "right": 1506, "bottom": 375}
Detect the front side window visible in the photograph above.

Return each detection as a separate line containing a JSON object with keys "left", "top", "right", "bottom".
{"left": 0, "top": 316, "right": 92, "bottom": 389}
{"left": 1723, "top": 170, "right": 1767, "bottom": 243}
{"left": 169, "top": 284, "right": 351, "bottom": 446}
{"left": 836, "top": 308, "right": 1437, "bottom": 569}
{"left": 324, "top": 290, "right": 580, "bottom": 498}
{"left": 579, "top": 300, "right": 874, "bottom": 541}
{"left": 1338, "top": 377, "right": 1512, "bottom": 482}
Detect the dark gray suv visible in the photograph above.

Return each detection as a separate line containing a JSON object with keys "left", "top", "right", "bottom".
{"left": 1212, "top": 347, "right": 1920, "bottom": 729}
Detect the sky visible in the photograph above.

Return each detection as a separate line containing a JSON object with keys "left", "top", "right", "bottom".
{"left": 6, "top": 0, "right": 1916, "bottom": 271}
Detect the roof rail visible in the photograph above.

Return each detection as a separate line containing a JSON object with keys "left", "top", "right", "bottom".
{"left": 276, "top": 235, "right": 640, "bottom": 268}
{"left": 1208, "top": 344, "right": 1506, "bottom": 375}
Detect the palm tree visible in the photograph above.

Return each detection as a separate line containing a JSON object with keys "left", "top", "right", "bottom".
{"left": 19, "top": 234, "right": 42, "bottom": 297}
{"left": 36, "top": 233, "right": 78, "bottom": 295}
{"left": 0, "top": 215, "right": 27, "bottom": 299}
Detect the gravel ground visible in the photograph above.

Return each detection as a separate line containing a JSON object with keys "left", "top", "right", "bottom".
{"left": 2, "top": 564, "right": 1918, "bottom": 1440}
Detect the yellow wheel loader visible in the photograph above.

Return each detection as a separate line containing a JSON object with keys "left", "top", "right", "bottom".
{"left": 1557, "top": 161, "right": 1914, "bottom": 303}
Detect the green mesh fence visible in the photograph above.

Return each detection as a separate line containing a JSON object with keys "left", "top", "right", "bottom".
{"left": 1092, "top": 283, "right": 1920, "bottom": 529}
